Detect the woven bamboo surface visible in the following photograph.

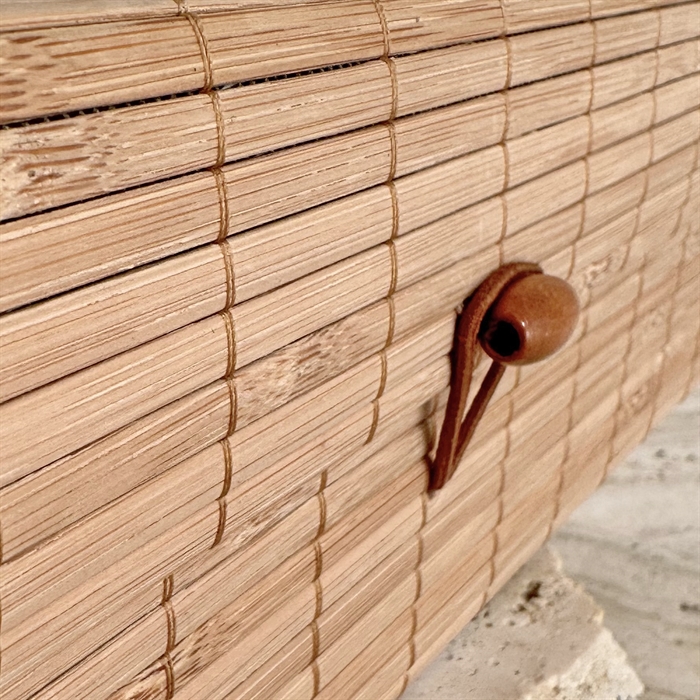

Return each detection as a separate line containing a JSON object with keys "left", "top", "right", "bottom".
{"left": 0, "top": 1, "right": 698, "bottom": 699}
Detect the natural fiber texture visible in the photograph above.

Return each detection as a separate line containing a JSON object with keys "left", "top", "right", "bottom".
{"left": 0, "top": 2, "right": 698, "bottom": 699}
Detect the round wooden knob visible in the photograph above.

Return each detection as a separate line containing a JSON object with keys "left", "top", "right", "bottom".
{"left": 479, "top": 273, "right": 579, "bottom": 365}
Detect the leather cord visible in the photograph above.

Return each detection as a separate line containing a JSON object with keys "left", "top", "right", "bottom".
{"left": 430, "top": 262, "right": 542, "bottom": 490}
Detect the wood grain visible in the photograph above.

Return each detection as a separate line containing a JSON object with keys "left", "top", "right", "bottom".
{"left": 0, "top": 5, "right": 698, "bottom": 698}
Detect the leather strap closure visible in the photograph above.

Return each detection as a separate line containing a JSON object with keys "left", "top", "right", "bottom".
{"left": 431, "top": 262, "right": 542, "bottom": 490}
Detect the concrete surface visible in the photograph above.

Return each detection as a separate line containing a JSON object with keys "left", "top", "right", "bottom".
{"left": 403, "top": 388, "right": 699, "bottom": 700}
{"left": 403, "top": 547, "right": 643, "bottom": 700}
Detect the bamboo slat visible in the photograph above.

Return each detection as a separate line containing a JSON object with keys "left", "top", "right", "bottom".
{"left": 0, "top": 61, "right": 391, "bottom": 219}
{"left": 0, "top": 358, "right": 446, "bottom": 696}
{"left": 508, "top": 22, "right": 594, "bottom": 87}
{"left": 0, "top": 234, "right": 491, "bottom": 483}
{"left": 0, "top": 0, "right": 687, "bottom": 34}
{"left": 0, "top": 17, "right": 207, "bottom": 122}
{"left": 414, "top": 562, "right": 490, "bottom": 661}
{"left": 658, "top": 2, "right": 700, "bottom": 44}
{"left": 0, "top": 0, "right": 509, "bottom": 124}
{"left": 6, "top": 92, "right": 693, "bottom": 402}
{"left": 0, "top": 98, "right": 472, "bottom": 312}
{"left": 3, "top": 13, "right": 688, "bottom": 220}
{"left": 3, "top": 30, "right": 693, "bottom": 313}
{"left": 379, "top": 0, "right": 503, "bottom": 54}
{"left": 591, "top": 0, "right": 685, "bottom": 19}
{"left": 4, "top": 266, "right": 696, "bottom": 696}
{"left": 1, "top": 4, "right": 699, "bottom": 699}
{"left": 315, "top": 612, "right": 413, "bottom": 700}
{"left": 502, "top": 0, "right": 589, "bottom": 32}
{"left": 0, "top": 0, "right": 177, "bottom": 32}
{"left": 5, "top": 134, "right": 692, "bottom": 568}
{"left": 225, "top": 627, "right": 314, "bottom": 700}
{"left": 594, "top": 8, "right": 660, "bottom": 62}
{"left": 0, "top": 347, "right": 446, "bottom": 637}
{"left": 104, "top": 494, "right": 425, "bottom": 700}
{"left": 656, "top": 38, "right": 700, "bottom": 85}
{"left": 9, "top": 0, "right": 630, "bottom": 125}
{"left": 0, "top": 294, "right": 410, "bottom": 558}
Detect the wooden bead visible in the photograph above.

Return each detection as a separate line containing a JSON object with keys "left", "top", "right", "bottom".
{"left": 480, "top": 273, "right": 579, "bottom": 365}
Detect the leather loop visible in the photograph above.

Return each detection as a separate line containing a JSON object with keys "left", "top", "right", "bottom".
{"left": 431, "top": 263, "right": 540, "bottom": 490}
{"left": 431, "top": 262, "right": 579, "bottom": 491}
{"left": 429, "top": 262, "right": 579, "bottom": 490}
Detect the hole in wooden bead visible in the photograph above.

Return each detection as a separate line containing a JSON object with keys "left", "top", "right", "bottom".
{"left": 484, "top": 320, "right": 521, "bottom": 360}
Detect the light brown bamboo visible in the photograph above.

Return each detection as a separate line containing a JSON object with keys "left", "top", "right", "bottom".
{"left": 0, "top": 126, "right": 391, "bottom": 312}
{"left": 0, "top": 0, "right": 684, "bottom": 34}
{"left": 2, "top": 29, "right": 691, "bottom": 313}
{"left": 592, "top": 50, "right": 658, "bottom": 109}
{"left": 1, "top": 18, "right": 678, "bottom": 220}
{"left": 393, "top": 38, "right": 507, "bottom": 116}
{"left": 170, "top": 550, "right": 320, "bottom": 700}
{"left": 0, "top": 6, "right": 697, "bottom": 698}
{"left": 573, "top": 209, "right": 640, "bottom": 308}
{"left": 0, "top": 342, "right": 446, "bottom": 634}
{"left": 2, "top": 96, "right": 498, "bottom": 312}
{"left": 508, "top": 21, "right": 594, "bottom": 87}
{"left": 505, "top": 68, "right": 592, "bottom": 138}
{"left": 503, "top": 0, "right": 589, "bottom": 32}
{"left": 0, "top": 0, "right": 512, "bottom": 124}
{"left": 0, "top": 16, "right": 206, "bottom": 122}
{"left": 3, "top": 134, "right": 693, "bottom": 568}
{"left": 13, "top": 266, "right": 692, "bottom": 696}
{"left": 657, "top": 39, "right": 700, "bottom": 92}
{"left": 408, "top": 569, "right": 485, "bottom": 680}
{"left": 1, "top": 497, "right": 223, "bottom": 699}
{"left": 316, "top": 540, "right": 418, "bottom": 653}
{"left": 414, "top": 562, "right": 489, "bottom": 660}
{"left": 315, "top": 611, "right": 413, "bottom": 700}
{"left": 590, "top": 92, "right": 655, "bottom": 151}
{"left": 658, "top": 2, "right": 700, "bottom": 45}
{"left": 505, "top": 159, "right": 587, "bottom": 235}
{"left": 503, "top": 440, "right": 564, "bottom": 517}
{"left": 490, "top": 511, "right": 552, "bottom": 593}
{"left": 0, "top": 220, "right": 499, "bottom": 483}
{"left": 506, "top": 113, "right": 589, "bottom": 187}
{"left": 654, "top": 74, "right": 700, "bottom": 124}
{"left": 0, "top": 276, "right": 419, "bottom": 558}
{"left": 112, "top": 586, "right": 315, "bottom": 698}
{"left": 0, "top": 361, "right": 446, "bottom": 695}
{"left": 315, "top": 575, "right": 416, "bottom": 691}
{"left": 0, "top": 382, "right": 230, "bottom": 562}
{"left": 3, "top": 503, "right": 318, "bottom": 697}
{"left": 591, "top": 0, "right": 683, "bottom": 20}
{"left": 0, "top": 61, "right": 392, "bottom": 219}
{"left": 589, "top": 132, "right": 653, "bottom": 194}
{"left": 105, "top": 494, "right": 425, "bottom": 700}
{"left": 582, "top": 170, "right": 645, "bottom": 234}
{"left": 277, "top": 667, "right": 315, "bottom": 700}
{"left": 354, "top": 646, "right": 412, "bottom": 700}
{"left": 0, "top": 0, "right": 177, "bottom": 31}
{"left": 514, "top": 341, "right": 581, "bottom": 412}
{"left": 5, "top": 100, "right": 682, "bottom": 403}
{"left": 381, "top": 0, "right": 504, "bottom": 55}
{"left": 418, "top": 533, "right": 494, "bottom": 630}
{"left": 503, "top": 203, "right": 582, "bottom": 263}
{"left": 507, "top": 379, "right": 575, "bottom": 469}
{"left": 594, "top": 8, "right": 660, "bottom": 62}
{"left": 227, "top": 626, "right": 314, "bottom": 700}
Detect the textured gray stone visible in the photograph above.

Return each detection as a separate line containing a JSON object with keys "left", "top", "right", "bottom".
{"left": 403, "top": 547, "right": 643, "bottom": 700}
{"left": 552, "top": 388, "right": 700, "bottom": 700}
